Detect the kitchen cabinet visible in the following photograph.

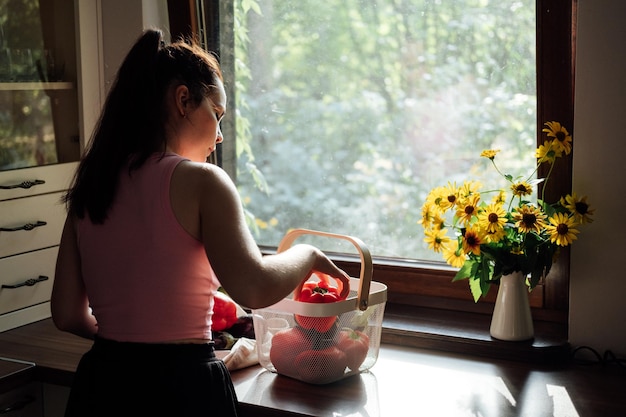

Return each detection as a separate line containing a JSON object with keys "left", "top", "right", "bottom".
{"left": 0, "top": 0, "right": 102, "bottom": 332}
{"left": 0, "top": 0, "right": 173, "bottom": 332}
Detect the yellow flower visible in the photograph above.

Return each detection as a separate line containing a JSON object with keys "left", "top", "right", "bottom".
{"left": 462, "top": 227, "right": 483, "bottom": 256}
{"left": 431, "top": 212, "right": 446, "bottom": 230}
{"left": 458, "top": 180, "right": 482, "bottom": 199}
{"left": 419, "top": 202, "right": 435, "bottom": 228}
{"left": 536, "top": 140, "right": 562, "bottom": 163}
{"left": 440, "top": 182, "right": 461, "bottom": 210}
{"left": 424, "top": 228, "right": 451, "bottom": 253}
{"left": 542, "top": 121, "right": 572, "bottom": 155}
{"left": 425, "top": 187, "right": 448, "bottom": 213}
{"left": 510, "top": 245, "right": 525, "bottom": 255}
{"left": 443, "top": 240, "right": 467, "bottom": 268}
{"left": 513, "top": 204, "right": 546, "bottom": 234}
{"left": 545, "top": 212, "right": 580, "bottom": 246}
{"left": 480, "top": 149, "right": 500, "bottom": 160}
{"left": 560, "top": 193, "right": 595, "bottom": 224}
{"left": 456, "top": 195, "right": 481, "bottom": 225}
{"left": 484, "top": 227, "right": 506, "bottom": 243}
{"left": 511, "top": 181, "right": 533, "bottom": 197}
{"left": 491, "top": 190, "right": 507, "bottom": 205}
{"left": 478, "top": 203, "right": 507, "bottom": 234}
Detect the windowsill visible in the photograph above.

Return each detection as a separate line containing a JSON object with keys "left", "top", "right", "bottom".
{"left": 381, "top": 303, "right": 570, "bottom": 366}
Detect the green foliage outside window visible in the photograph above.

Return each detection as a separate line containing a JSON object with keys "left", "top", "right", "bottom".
{"left": 233, "top": 0, "right": 536, "bottom": 260}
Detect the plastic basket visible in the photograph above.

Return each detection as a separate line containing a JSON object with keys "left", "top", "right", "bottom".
{"left": 252, "top": 229, "right": 387, "bottom": 384}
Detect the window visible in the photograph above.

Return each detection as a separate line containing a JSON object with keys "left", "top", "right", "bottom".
{"left": 235, "top": 0, "right": 538, "bottom": 261}
{"left": 171, "top": 0, "right": 575, "bottom": 321}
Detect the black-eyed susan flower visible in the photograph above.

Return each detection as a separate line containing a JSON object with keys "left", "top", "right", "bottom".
{"left": 456, "top": 194, "right": 481, "bottom": 225}
{"left": 419, "top": 203, "right": 433, "bottom": 228}
{"left": 462, "top": 227, "right": 483, "bottom": 256}
{"left": 545, "top": 212, "right": 580, "bottom": 246}
{"left": 542, "top": 121, "right": 572, "bottom": 155}
{"left": 511, "top": 181, "right": 533, "bottom": 198}
{"left": 536, "top": 140, "right": 562, "bottom": 164}
{"left": 458, "top": 180, "right": 482, "bottom": 199}
{"left": 432, "top": 212, "right": 447, "bottom": 230}
{"left": 512, "top": 204, "right": 546, "bottom": 234}
{"left": 480, "top": 149, "right": 500, "bottom": 160}
{"left": 440, "top": 182, "right": 460, "bottom": 210}
{"left": 424, "top": 187, "right": 445, "bottom": 213}
{"left": 483, "top": 227, "right": 506, "bottom": 244}
{"left": 443, "top": 240, "right": 467, "bottom": 268}
{"left": 424, "top": 228, "right": 451, "bottom": 253}
{"left": 491, "top": 190, "right": 507, "bottom": 205}
{"left": 478, "top": 203, "right": 507, "bottom": 234}
{"left": 560, "top": 193, "right": 595, "bottom": 224}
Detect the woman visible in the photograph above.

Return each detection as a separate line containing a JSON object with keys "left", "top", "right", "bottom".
{"left": 52, "top": 29, "right": 349, "bottom": 416}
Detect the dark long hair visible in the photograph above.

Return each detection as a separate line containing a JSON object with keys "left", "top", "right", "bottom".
{"left": 64, "top": 29, "right": 223, "bottom": 224}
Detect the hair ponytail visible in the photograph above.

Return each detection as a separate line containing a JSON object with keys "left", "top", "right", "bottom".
{"left": 65, "top": 29, "right": 222, "bottom": 224}
{"left": 64, "top": 30, "right": 167, "bottom": 223}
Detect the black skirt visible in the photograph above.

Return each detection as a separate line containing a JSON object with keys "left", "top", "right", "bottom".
{"left": 64, "top": 336, "right": 239, "bottom": 417}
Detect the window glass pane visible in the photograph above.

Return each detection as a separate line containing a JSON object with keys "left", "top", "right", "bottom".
{"left": 0, "top": 0, "right": 79, "bottom": 170}
{"left": 235, "top": 0, "right": 536, "bottom": 261}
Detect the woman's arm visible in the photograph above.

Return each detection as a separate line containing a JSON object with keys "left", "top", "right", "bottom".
{"left": 191, "top": 163, "right": 349, "bottom": 309}
{"left": 51, "top": 215, "right": 98, "bottom": 339}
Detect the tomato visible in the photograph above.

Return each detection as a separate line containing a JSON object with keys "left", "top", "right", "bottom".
{"left": 269, "top": 327, "right": 312, "bottom": 376}
{"left": 211, "top": 290, "right": 239, "bottom": 331}
{"left": 337, "top": 329, "right": 370, "bottom": 371}
{"left": 294, "top": 272, "right": 347, "bottom": 333}
{"left": 294, "top": 346, "right": 348, "bottom": 384}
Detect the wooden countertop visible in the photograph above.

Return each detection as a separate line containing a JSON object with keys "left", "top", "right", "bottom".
{"left": 1, "top": 319, "right": 625, "bottom": 416}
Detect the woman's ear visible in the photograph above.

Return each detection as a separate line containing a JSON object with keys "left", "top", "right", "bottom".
{"left": 174, "top": 85, "right": 190, "bottom": 117}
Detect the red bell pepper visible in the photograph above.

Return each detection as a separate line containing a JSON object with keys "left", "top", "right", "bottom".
{"left": 337, "top": 329, "right": 370, "bottom": 371}
{"left": 294, "top": 272, "right": 348, "bottom": 333}
{"left": 269, "top": 327, "right": 312, "bottom": 377}
{"left": 298, "top": 276, "right": 342, "bottom": 303}
{"left": 294, "top": 345, "right": 348, "bottom": 384}
{"left": 211, "top": 290, "right": 239, "bottom": 332}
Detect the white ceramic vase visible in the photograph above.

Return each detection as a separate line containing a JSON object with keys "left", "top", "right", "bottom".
{"left": 489, "top": 271, "right": 534, "bottom": 341}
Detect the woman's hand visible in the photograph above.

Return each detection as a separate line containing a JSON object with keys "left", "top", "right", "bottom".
{"left": 309, "top": 247, "right": 350, "bottom": 299}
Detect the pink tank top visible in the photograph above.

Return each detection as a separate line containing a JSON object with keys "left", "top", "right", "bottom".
{"left": 77, "top": 153, "right": 219, "bottom": 342}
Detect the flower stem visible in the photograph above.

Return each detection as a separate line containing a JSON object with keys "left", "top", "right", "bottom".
{"left": 541, "top": 160, "right": 556, "bottom": 203}
{"left": 491, "top": 159, "right": 510, "bottom": 182}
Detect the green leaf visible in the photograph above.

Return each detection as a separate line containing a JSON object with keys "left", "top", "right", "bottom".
{"left": 469, "top": 277, "right": 483, "bottom": 302}
{"left": 453, "top": 261, "right": 474, "bottom": 282}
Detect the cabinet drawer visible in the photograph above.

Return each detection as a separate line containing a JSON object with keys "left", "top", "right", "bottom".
{"left": 0, "top": 193, "right": 66, "bottom": 258}
{"left": 0, "top": 382, "right": 42, "bottom": 417}
{"left": 0, "top": 247, "right": 58, "bottom": 315}
{"left": 0, "top": 163, "right": 77, "bottom": 202}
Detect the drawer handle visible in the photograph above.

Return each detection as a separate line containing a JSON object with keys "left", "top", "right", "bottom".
{"left": 1, "top": 275, "right": 49, "bottom": 289}
{"left": 0, "top": 220, "right": 47, "bottom": 232}
{"left": 0, "top": 395, "right": 36, "bottom": 413}
{"left": 0, "top": 179, "right": 45, "bottom": 190}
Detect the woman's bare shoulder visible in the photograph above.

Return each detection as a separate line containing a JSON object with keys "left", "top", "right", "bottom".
{"left": 175, "top": 160, "right": 231, "bottom": 184}
{"left": 173, "top": 160, "right": 238, "bottom": 200}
